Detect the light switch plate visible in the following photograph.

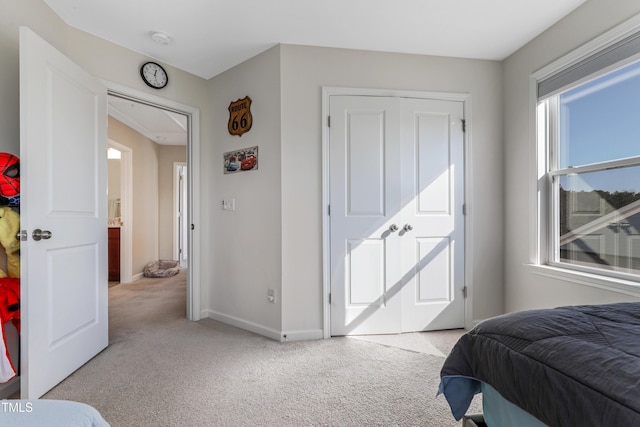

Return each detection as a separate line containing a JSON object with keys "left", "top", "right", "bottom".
{"left": 221, "top": 199, "right": 235, "bottom": 211}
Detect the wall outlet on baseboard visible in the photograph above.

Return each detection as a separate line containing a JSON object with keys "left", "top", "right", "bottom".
{"left": 267, "top": 289, "right": 276, "bottom": 303}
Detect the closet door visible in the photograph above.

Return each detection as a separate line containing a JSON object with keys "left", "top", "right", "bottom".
{"left": 329, "top": 95, "right": 403, "bottom": 335}
{"left": 399, "top": 98, "right": 465, "bottom": 332}
{"left": 329, "top": 94, "right": 465, "bottom": 336}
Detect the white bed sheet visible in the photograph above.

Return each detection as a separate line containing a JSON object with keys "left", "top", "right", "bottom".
{"left": 0, "top": 399, "right": 109, "bottom": 426}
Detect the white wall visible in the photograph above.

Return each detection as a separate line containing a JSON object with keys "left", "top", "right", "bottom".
{"left": 503, "top": 0, "right": 640, "bottom": 311}
{"left": 279, "top": 45, "right": 505, "bottom": 333}
{"left": 207, "top": 47, "right": 283, "bottom": 336}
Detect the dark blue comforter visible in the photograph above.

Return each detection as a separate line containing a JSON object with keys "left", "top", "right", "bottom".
{"left": 439, "top": 302, "right": 640, "bottom": 426}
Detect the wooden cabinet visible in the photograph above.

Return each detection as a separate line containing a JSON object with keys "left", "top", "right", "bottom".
{"left": 108, "top": 227, "right": 121, "bottom": 282}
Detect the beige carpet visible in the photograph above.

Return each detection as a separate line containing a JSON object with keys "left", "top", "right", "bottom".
{"left": 43, "top": 270, "right": 481, "bottom": 426}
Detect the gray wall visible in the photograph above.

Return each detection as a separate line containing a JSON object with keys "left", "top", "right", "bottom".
{"left": 279, "top": 45, "right": 504, "bottom": 333}
{"left": 207, "top": 46, "right": 283, "bottom": 334}
{"left": 206, "top": 43, "right": 505, "bottom": 337}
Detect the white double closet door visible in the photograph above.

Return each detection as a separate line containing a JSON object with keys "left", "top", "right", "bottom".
{"left": 329, "top": 95, "right": 465, "bottom": 336}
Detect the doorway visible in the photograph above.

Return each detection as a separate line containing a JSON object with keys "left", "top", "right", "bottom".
{"left": 107, "top": 141, "right": 133, "bottom": 284}
{"left": 106, "top": 83, "right": 201, "bottom": 322}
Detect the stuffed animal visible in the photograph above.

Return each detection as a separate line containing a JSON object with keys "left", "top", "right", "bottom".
{"left": 0, "top": 208, "right": 20, "bottom": 278}
{"left": 0, "top": 153, "right": 19, "bottom": 206}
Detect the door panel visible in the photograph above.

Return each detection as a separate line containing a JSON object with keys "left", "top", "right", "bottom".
{"left": 330, "top": 96, "right": 402, "bottom": 335}
{"left": 347, "top": 111, "right": 386, "bottom": 216}
{"left": 347, "top": 238, "right": 385, "bottom": 305}
{"left": 400, "top": 98, "right": 464, "bottom": 332}
{"left": 415, "top": 237, "right": 452, "bottom": 302}
{"left": 49, "top": 245, "right": 99, "bottom": 345}
{"left": 20, "top": 27, "right": 108, "bottom": 398}
{"left": 330, "top": 94, "right": 465, "bottom": 336}
{"left": 415, "top": 113, "right": 452, "bottom": 214}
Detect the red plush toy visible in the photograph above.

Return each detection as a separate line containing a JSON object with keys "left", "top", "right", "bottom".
{"left": 0, "top": 278, "right": 19, "bottom": 382}
{"left": 0, "top": 153, "right": 19, "bottom": 197}
{"left": 0, "top": 154, "right": 19, "bottom": 382}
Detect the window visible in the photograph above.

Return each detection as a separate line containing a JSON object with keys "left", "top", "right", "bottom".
{"left": 540, "top": 55, "right": 640, "bottom": 280}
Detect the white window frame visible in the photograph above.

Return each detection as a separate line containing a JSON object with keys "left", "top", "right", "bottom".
{"left": 530, "top": 14, "right": 640, "bottom": 297}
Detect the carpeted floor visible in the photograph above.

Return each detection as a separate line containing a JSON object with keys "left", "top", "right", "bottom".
{"left": 43, "top": 270, "right": 481, "bottom": 426}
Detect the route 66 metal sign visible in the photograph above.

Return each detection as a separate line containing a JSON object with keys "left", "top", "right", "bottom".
{"left": 228, "top": 96, "right": 253, "bottom": 136}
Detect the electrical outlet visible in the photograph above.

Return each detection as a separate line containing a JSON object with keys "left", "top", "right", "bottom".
{"left": 267, "top": 289, "right": 276, "bottom": 303}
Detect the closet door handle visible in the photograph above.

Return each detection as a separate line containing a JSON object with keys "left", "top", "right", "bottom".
{"left": 32, "top": 229, "right": 52, "bottom": 241}
{"left": 403, "top": 224, "right": 413, "bottom": 232}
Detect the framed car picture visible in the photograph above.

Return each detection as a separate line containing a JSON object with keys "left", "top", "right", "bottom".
{"left": 223, "top": 146, "right": 258, "bottom": 174}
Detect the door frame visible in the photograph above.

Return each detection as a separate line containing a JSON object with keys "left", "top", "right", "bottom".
{"left": 321, "top": 87, "right": 474, "bottom": 338}
{"left": 107, "top": 139, "right": 133, "bottom": 284}
{"left": 105, "top": 81, "right": 202, "bottom": 321}
{"left": 173, "top": 162, "right": 187, "bottom": 267}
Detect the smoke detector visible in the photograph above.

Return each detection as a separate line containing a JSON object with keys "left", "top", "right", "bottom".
{"left": 150, "top": 31, "right": 172, "bottom": 46}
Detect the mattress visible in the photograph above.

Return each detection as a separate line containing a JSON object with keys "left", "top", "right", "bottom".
{"left": 482, "top": 382, "right": 547, "bottom": 427}
{"left": 438, "top": 302, "right": 640, "bottom": 426}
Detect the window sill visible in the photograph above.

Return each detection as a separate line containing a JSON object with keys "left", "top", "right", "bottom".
{"left": 527, "top": 264, "right": 640, "bottom": 298}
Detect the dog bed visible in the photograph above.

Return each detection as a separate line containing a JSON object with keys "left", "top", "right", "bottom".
{"left": 144, "top": 259, "right": 181, "bottom": 278}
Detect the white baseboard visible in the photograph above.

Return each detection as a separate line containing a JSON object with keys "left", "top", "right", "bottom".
{"left": 281, "top": 329, "right": 324, "bottom": 341}
{"left": 203, "top": 310, "right": 282, "bottom": 341}
{"left": 202, "top": 310, "right": 324, "bottom": 342}
{"left": 132, "top": 272, "right": 144, "bottom": 282}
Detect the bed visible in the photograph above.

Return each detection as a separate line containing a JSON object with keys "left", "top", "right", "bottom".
{"left": 0, "top": 400, "right": 109, "bottom": 426}
{"left": 438, "top": 302, "right": 640, "bottom": 426}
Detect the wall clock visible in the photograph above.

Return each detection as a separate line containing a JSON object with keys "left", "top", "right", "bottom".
{"left": 140, "top": 61, "right": 168, "bottom": 89}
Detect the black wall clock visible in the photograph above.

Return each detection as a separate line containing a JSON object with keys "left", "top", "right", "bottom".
{"left": 140, "top": 61, "right": 168, "bottom": 89}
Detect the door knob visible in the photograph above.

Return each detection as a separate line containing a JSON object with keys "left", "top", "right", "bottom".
{"left": 32, "top": 229, "right": 52, "bottom": 241}
{"left": 389, "top": 224, "right": 399, "bottom": 232}
{"left": 403, "top": 224, "right": 413, "bottom": 232}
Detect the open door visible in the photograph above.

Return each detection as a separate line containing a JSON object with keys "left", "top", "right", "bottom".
{"left": 20, "top": 27, "right": 108, "bottom": 398}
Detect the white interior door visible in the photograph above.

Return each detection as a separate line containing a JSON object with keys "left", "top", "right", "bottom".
{"left": 399, "top": 98, "right": 465, "bottom": 331}
{"left": 329, "top": 96, "right": 403, "bottom": 335}
{"left": 20, "top": 27, "right": 108, "bottom": 398}
{"left": 176, "top": 164, "right": 188, "bottom": 267}
{"left": 329, "top": 94, "right": 465, "bottom": 336}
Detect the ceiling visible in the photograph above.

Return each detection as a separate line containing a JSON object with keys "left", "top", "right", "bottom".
{"left": 45, "top": 0, "right": 588, "bottom": 145}
{"left": 108, "top": 96, "right": 188, "bottom": 145}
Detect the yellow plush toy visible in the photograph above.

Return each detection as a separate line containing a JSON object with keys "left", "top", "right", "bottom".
{"left": 0, "top": 207, "right": 20, "bottom": 278}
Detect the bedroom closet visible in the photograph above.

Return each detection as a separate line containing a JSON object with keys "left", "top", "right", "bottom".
{"left": 328, "top": 91, "right": 467, "bottom": 336}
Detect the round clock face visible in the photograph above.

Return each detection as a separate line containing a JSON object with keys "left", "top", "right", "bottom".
{"left": 140, "top": 62, "right": 168, "bottom": 89}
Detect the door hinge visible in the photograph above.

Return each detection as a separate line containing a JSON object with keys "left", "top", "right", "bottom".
{"left": 462, "top": 286, "right": 467, "bottom": 298}
{"left": 328, "top": 205, "right": 331, "bottom": 216}
{"left": 462, "top": 204, "right": 467, "bottom": 215}
{"left": 461, "top": 119, "right": 466, "bottom": 133}
{"left": 327, "top": 116, "right": 331, "bottom": 127}
{"left": 329, "top": 293, "right": 332, "bottom": 304}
